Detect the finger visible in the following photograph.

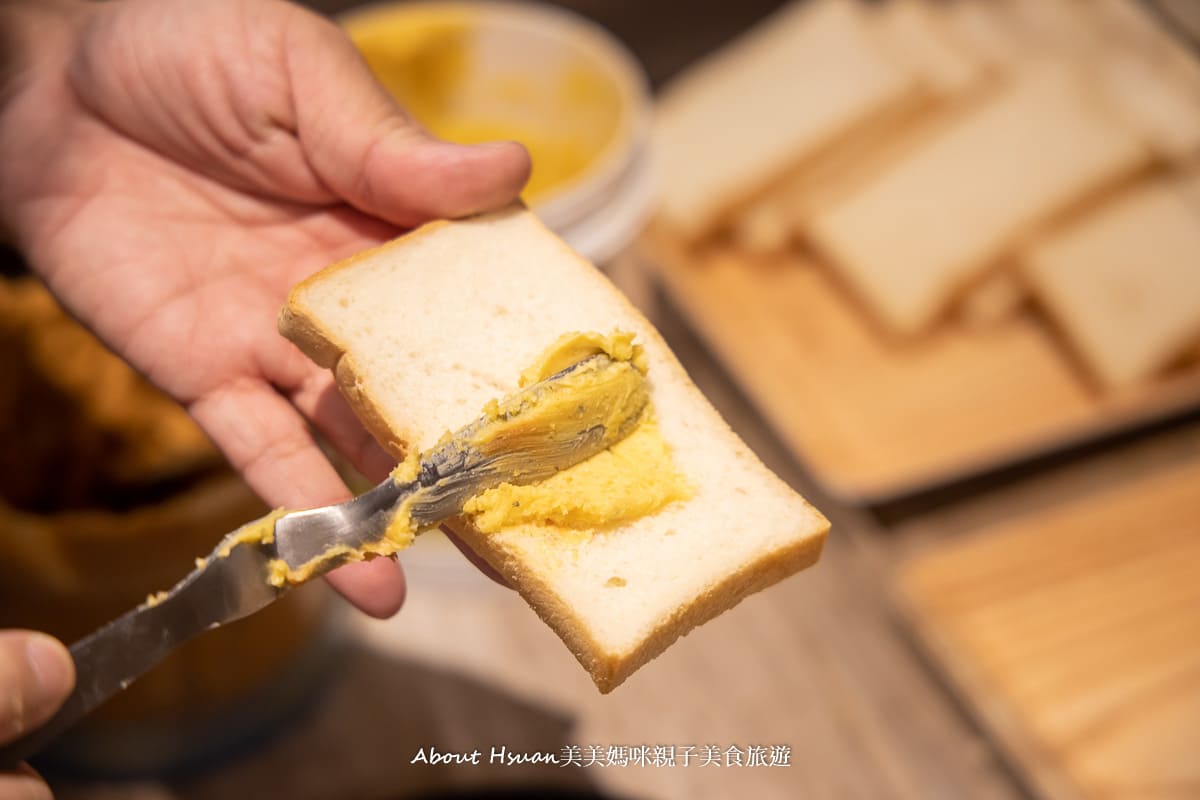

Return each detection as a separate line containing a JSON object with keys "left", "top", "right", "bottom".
{"left": 258, "top": 333, "right": 397, "bottom": 485}
{"left": 0, "top": 632, "right": 74, "bottom": 745}
{"left": 289, "top": 373, "right": 397, "bottom": 484}
{"left": 441, "top": 528, "right": 511, "bottom": 588}
{"left": 346, "top": 133, "right": 532, "bottom": 227}
{"left": 272, "top": 362, "right": 508, "bottom": 589}
{"left": 190, "top": 379, "right": 351, "bottom": 509}
{"left": 189, "top": 381, "right": 407, "bottom": 615}
{"left": 285, "top": 15, "right": 532, "bottom": 227}
{"left": 325, "top": 558, "right": 406, "bottom": 619}
{"left": 262, "top": 333, "right": 510, "bottom": 590}
{"left": 0, "top": 765, "right": 53, "bottom": 800}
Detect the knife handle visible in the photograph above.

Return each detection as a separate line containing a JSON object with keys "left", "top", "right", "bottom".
{"left": 0, "top": 543, "right": 279, "bottom": 769}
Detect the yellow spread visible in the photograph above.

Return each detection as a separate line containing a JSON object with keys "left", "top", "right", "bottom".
{"left": 220, "top": 331, "right": 687, "bottom": 587}
{"left": 216, "top": 508, "right": 287, "bottom": 558}
{"left": 260, "top": 503, "right": 415, "bottom": 588}
{"left": 462, "top": 331, "right": 691, "bottom": 534}
{"left": 344, "top": 7, "right": 624, "bottom": 202}
{"left": 390, "top": 450, "right": 421, "bottom": 483}
{"left": 516, "top": 330, "right": 648, "bottom": 385}
{"left": 463, "top": 413, "right": 684, "bottom": 532}
{"left": 472, "top": 339, "right": 648, "bottom": 469}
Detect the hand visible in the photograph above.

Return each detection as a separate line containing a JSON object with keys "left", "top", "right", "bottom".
{"left": 0, "top": 631, "right": 74, "bottom": 800}
{"left": 0, "top": 0, "right": 530, "bottom": 615}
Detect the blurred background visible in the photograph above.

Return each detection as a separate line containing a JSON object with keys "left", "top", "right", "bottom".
{"left": 3, "top": 0, "right": 1199, "bottom": 798}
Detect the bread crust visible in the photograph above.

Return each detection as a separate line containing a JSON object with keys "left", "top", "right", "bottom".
{"left": 448, "top": 515, "right": 826, "bottom": 691}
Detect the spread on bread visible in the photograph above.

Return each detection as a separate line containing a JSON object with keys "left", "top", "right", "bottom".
{"left": 462, "top": 331, "right": 692, "bottom": 535}
{"left": 227, "top": 331, "right": 688, "bottom": 586}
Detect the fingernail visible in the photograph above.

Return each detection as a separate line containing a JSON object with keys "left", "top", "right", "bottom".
{"left": 477, "top": 140, "right": 531, "bottom": 159}
{"left": 473, "top": 140, "right": 521, "bottom": 151}
{"left": 25, "top": 634, "right": 73, "bottom": 702}
{"left": 431, "top": 138, "right": 518, "bottom": 155}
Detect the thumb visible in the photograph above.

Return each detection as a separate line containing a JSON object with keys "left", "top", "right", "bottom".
{"left": 287, "top": 13, "right": 531, "bottom": 228}
{"left": 0, "top": 632, "right": 74, "bottom": 745}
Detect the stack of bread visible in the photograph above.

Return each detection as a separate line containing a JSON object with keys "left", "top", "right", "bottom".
{"left": 654, "top": 0, "right": 1200, "bottom": 390}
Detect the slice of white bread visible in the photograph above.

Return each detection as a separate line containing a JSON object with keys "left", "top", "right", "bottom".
{"left": 1092, "top": 0, "right": 1200, "bottom": 164}
{"left": 280, "top": 206, "right": 830, "bottom": 691}
{"left": 655, "top": 0, "right": 919, "bottom": 239}
{"left": 871, "top": 0, "right": 985, "bottom": 99}
{"left": 805, "top": 64, "right": 1149, "bottom": 334}
{"left": 940, "top": 0, "right": 1026, "bottom": 70}
{"left": 999, "top": 0, "right": 1200, "bottom": 163}
{"left": 1094, "top": 0, "right": 1200, "bottom": 92}
{"left": 729, "top": 96, "right": 939, "bottom": 253}
{"left": 1022, "top": 175, "right": 1200, "bottom": 387}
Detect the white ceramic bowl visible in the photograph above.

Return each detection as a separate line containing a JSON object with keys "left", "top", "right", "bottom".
{"left": 342, "top": 1, "right": 656, "bottom": 264}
